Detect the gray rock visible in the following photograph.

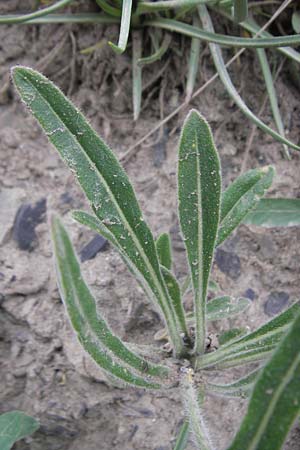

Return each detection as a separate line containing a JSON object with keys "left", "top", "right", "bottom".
{"left": 215, "top": 248, "right": 241, "bottom": 279}
{"left": 13, "top": 198, "right": 47, "bottom": 251}
{"left": 264, "top": 291, "right": 289, "bottom": 316}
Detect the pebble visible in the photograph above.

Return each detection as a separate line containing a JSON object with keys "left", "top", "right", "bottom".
{"left": 264, "top": 291, "right": 289, "bottom": 316}
{"left": 13, "top": 198, "right": 47, "bottom": 251}
{"left": 244, "top": 288, "right": 256, "bottom": 301}
{"left": 215, "top": 248, "right": 241, "bottom": 279}
{"left": 80, "top": 234, "right": 108, "bottom": 262}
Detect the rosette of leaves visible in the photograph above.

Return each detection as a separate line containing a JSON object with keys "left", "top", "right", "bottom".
{"left": 12, "top": 66, "right": 300, "bottom": 449}
{"left": 2, "top": 0, "right": 300, "bottom": 155}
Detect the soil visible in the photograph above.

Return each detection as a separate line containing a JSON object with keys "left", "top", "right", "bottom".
{"left": 1, "top": 1, "right": 300, "bottom": 449}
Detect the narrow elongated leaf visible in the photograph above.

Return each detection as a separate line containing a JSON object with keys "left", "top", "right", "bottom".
{"left": 0, "top": 411, "right": 39, "bottom": 450}
{"left": 161, "top": 266, "right": 189, "bottom": 339}
{"left": 207, "top": 367, "right": 260, "bottom": 398}
{"left": 138, "top": 34, "right": 171, "bottom": 66}
{"left": 173, "top": 421, "right": 189, "bottom": 450}
{"left": 51, "top": 216, "right": 166, "bottom": 387}
{"left": 186, "top": 16, "right": 201, "bottom": 102}
{"left": 256, "top": 47, "right": 289, "bottom": 158}
{"left": 95, "top": 0, "right": 121, "bottom": 17}
{"left": 206, "top": 296, "right": 251, "bottom": 321}
{"left": 12, "top": 66, "right": 183, "bottom": 356}
{"left": 233, "top": 0, "right": 248, "bottom": 23}
{"left": 218, "top": 327, "right": 247, "bottom": 345}
{"left": 0, "top": 0, "right": 73, "bottom": 24}
{"left": 178, "top": 110, "right": 221, "bottom": 354}
{"left": 156, "top": 233, "right": 172, "bottom": 270}
{"left": 243, "top": 198, "right": 300, "bottom": 227}
{"left": 109, "top": 0, "right": 132, "bottom": 54}
{"left": 144, "top": 17, "right": 300, "bottom": 49}
{"left": 217, "top": 166, "right": 275, "bottom": 246}
{"left": 197, "top": 302, "right": 300, "bottom": 369}
{"left": 292, "top": 12, "right": 300, "bottom": 34}
{"left": 198, "top": 5, "right": 300, "bottom": 151}
{"left": 227, "top": 310, "right": 300, "bottom": 450}
{"left": 132, "top": 30, "right": 142, "bottom": 120}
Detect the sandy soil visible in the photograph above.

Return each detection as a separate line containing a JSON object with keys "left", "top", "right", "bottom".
{"left": 1, "top": 1, "right": 300, "bottom": 449}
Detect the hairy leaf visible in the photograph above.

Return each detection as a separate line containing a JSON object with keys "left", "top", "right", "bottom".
{"left": 217, "top": 166, "right": 275, "bottom": 246}
{"left": 51, "top": 216, "right": 166, "bottom": 387}
{"left": 12, "top": 66, "right": 184, "bottom": 356}
{"left": 156, "top": 233, "right": 172, "bottom": 270}
{"left": 228, "top": 310, "right": 300, "bottom": 450}
{"left": 178, "top": 110, "right": 221, "bottom": 354}
{"left": 206, "top": 368, "right": 260, "bottom": 398}
{"left": 206, "top": 296, "right": 251, "bottom": 321}
{"left": 243, "top": 198, "right": 300, "bottom": 227}
{"left": 197, "top": 302, "right": 300, "bottom": 369}
{"left": 0, "top": 411, "right": 39, "bottom": 450}
{"left": 173, "top": 421, "right": 189, "bottom": 450}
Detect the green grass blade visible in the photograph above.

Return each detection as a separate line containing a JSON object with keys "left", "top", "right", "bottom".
{"left": 198, "top": 5, "right": 300, "bottom": 151}
{"left": 233, "top": 0, "right": 248, "bottom": 23}
{"left": 227, "top": 310, "right": 300, "bottom": 450}
{"left": 206, "top": 367, "right": 260, "bottom": 398}
{"left": 0, "top": 0, "right": 73, "bottom": 24}
{"left": 161, "top": 266, "right": 189, "bottom": 339}
{"left": 217, "top": 166, "right": 275, "bottom": 246}
{"left": 181, "top": 371, "right": 213, "bottom": 450}
{"left": 12, "top": 66, "right": 183, "bottom": 357}
{"left": 156, "top": 233, "right": 172, "bottom": 270}
{"left": 173, "top": 421, "right": 190, "bottom": 450}
{"left": 206, "top": 296, "right": 251, "bottom": 321}
{"left": 51, "top": 216, "right": 165, "bottom": 387}
{"left": 243, "top": 198, "right": 300, "bottom": 227}
{"left": 178, "top": 110, "right": 221, "bottom": 355}
{"left": 292, "top": 11, "right": 300, "bottom": 34}
{"left": 95, "top": 0, "right": 121, "bottom": 17}
{"left": 197, "top": 302, "right": 300, "bottom": 369}
{"left": 108, "top": 0, "right": 132, "bottom": 54}
{"left": 138, "top": 33, "right": 171, "bottom": 66}
{"left": 144, "top": 17, "right": 300, "bottom": 49}
{"left": 256, "top": 47, "right": 290, "bottom": 158}
{"left": 186, "top": 16, "right": 201, "bottom": 102}
{"left": 136, "top": 0, "right": 215, "bottom": 15}
{"left": 2, "top": 13, "right": 119, "bottom": 24}
{"left": 132, "top": 30, "right": 142, "bottom": 121}
{"left": 0, "top": 411, "right": 39, "bottom": 450}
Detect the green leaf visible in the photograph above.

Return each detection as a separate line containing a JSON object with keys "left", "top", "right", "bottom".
{"left": 144, "top": 17, "right": 300, "bottom": 49}
{"left": 0, "top": 0, "right": 73, "bottom": 24}
{"left": 227, "top": 310, "right": 300, "bottom": 450}
{"left": 132, "top": 29, "right": 142, "bottom": 120}
{"left": 243, "top": 198, "right": 300, "bottom": 227}
{"left": 292, "top": 11, "right": 300, "bottom": 34}
{"left": 186, "top": 16, "right": 201, "bottom": 102}
{"left": 256, "top": 46, "right": 289, "bottom": 158}
{"left": 233, "top": 0, "right": 248, "bottom": 23}
{"left": 0, "top": 411, "right": 39, "bottom": 450}
{"left": 218, "top": 327, "right": 247, "bottom": 345}
{"left": 217, "top": 166, "right": 275, "bottom": 246}
{"left": 198, "top": 5, "right": 300, "bottom": 152}
{"left": 156, "top": 233, "right": 172, "bottom": 270}
{"left": 161, "top": 266, "right": 189, "bottom": 339}
{"left": 206, "top": 296, "right": 251, "bottom": 321}
{"left": 51, "top": 216, "right": 166, "bottom": 387}
{"left": 108, "top": 0, "right": 132, "bottom": 53}
{"left": 95, "top": 0, "right": 121, "bottom": 17}
{"left": 138, "top": 33, "right": 171, "bottom": 66}
{"left": 197, "top": 302, "right": 300, "bottom": 369}
{"left": 12, "top": 66, "right": 184, "bottom": 357}
{"left": 173, "top": 421, "right": 189, "bottom": 450}
{"left": 178, "top": 110, "right": 221, "bottom": 354}
{"left": 206, "top": 367, "right": 260, "bottom": 398}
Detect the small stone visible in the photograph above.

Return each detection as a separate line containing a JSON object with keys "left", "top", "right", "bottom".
{"left": 244, "top": 288, "right": 256, "bottom": 301}
{"left": 264, "top": 291, "right": 289, "bottom": 316}
{"left": 215, "top": 248, "right": 241, "bottom": 279}
{"left": 13, "top": 198, "right": 47, "bottom": 251}
{"left": 79, "top": 234, "right": 108, "bottom": 262}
